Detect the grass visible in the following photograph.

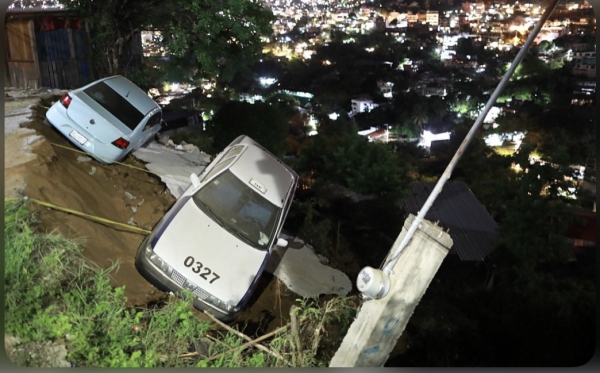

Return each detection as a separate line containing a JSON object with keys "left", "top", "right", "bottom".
{"left": 4, "top": 199, "right": 357, "bottom": 367}
{"left": 5, "top": 200, "right": 212, "bottom": 367}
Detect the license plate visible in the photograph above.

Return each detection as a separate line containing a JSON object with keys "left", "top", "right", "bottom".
{"left": 69, "top": 130, "right": 87, "bottom": 145}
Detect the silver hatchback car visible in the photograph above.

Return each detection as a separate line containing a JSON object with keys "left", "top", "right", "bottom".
{"left": 45, "top": 75, "right": 163, "bottom": 164}
{"left": 135, "top": 135, "right": 298, "bottom": 321}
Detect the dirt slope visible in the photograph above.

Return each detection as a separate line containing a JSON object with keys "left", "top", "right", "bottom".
{"left": 14, "top": 97, "right": 300, "bottom": 332}
{"left": 22, "top": 99, "right": 176, "bottom": 307}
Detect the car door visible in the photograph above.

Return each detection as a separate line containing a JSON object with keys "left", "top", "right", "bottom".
{"left": 135, "top": 110, "right": 162, "bottom": 149}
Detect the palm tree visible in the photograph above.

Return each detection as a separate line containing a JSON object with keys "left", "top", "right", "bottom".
{"left": 411, "top": 105, "right": 429, "bottom": 130}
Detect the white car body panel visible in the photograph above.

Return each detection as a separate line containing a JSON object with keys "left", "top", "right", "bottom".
{"left": 153, "top": 198, "right": 267, "bottom": 306}
{"left": 228, "top": 145, "right": 293, "bottom": 208}
{"left": 46, "top": 103, "right": 128, "bottom": 162}
{"left": 66, "top": 93, "right": 130, "bottom": 141}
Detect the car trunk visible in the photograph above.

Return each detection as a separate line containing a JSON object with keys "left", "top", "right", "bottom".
{"left": 67, "top": 92, "right": 133, "bottom": 143}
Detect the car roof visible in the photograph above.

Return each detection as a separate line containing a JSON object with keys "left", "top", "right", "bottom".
{"left": 99, "top": 75, "right": 159, "bottom": 115}
{"left": 228, "top": 137, "right": 298, "bottom": 208}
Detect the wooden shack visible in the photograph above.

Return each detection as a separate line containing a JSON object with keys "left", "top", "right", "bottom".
{"left": 5, "top": 7, "right": 93, "bottom": 89}
{"left": 6, "top": 6, "right": 143, "bottom": 90}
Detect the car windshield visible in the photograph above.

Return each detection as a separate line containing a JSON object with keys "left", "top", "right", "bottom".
{"left": 84, "top": 81, "right": 145, "bottom": 130}
{"left": 192, "top": 170, "right": 281, "bottom": 250}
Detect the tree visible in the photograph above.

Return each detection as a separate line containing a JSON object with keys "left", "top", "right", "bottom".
{"left": 391, "top": 121, "right": 420, "bottom": 138}
{"left": 160, "top": 0, "right": 275, "bottom": 82}
{"left": 514, "top": 52, "right": 549, "bottom": 79}
{"left": 61, "top": 0, "right": 274, "bottom": 83}
{"left": 294, "top": 120, "right": 411, "bottom": 199}
{"left": 476, "top": 146, "right": 594, "bottom": 366}
{"left": 411, "top": 104, "right": 429, "bottom": 129}
{"left": 279, "top": 58, "right": 312, "bottom": 92}
{"left": 537, "top": 40, "right": 554, "bottom": 52}
{"left": 209, "top": 101, "right": 290, "bottom": 157}
{"left": 59, "top": 0, "right": 159, "bottom": 78}
{"left": 401, "top": 122, "right": 595, "bottom": 366}
{"left": 426, "top": 96, "right": 448, "bottom": 122}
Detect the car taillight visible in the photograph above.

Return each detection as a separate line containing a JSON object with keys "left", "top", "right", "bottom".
{"left": 112, "top": 137, "right": 130, "bottom": 149}
{"left": 60, "top": 94, "right": 72, "bottom": 108}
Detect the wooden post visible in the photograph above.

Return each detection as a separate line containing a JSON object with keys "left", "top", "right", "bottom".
{"left": 28, "top": 19, "right": 41, "bottom": 89}
{"left": 67, "top": 27, "right": 76, "bottom": 59}
{"left": 290, "top": 305, "right": 303, "bottom": 366}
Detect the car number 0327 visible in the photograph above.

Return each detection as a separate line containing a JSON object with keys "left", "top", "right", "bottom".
{"left": 183, "top": 256, "right": 220, "bottom": 284}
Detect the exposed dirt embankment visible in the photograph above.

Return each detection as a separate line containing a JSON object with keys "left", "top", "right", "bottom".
{"left": 12, "top": 97, "right": 301, "bottom": 333}
{"left": 22, "top": 97, "right": 176, "bottom": 308}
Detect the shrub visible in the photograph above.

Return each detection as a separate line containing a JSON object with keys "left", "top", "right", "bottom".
{"left": 5, "top": 200, "right": 210, "bottom": 367}
{"left": 5, "top": 199, "right": 358, "bottom": 367}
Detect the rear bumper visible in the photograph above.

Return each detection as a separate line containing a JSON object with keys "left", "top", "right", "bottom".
{"left": 134, "top": 236, "right": 237, "bottom": 322}
{"left": 45, "top": 103, "right": 128, "bottom": 164}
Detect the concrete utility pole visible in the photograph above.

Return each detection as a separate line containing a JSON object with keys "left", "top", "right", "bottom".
{"left": 330, "top": 214, "right": 452, "bottom": 367}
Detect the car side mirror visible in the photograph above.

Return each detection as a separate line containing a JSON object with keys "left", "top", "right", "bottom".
{"left": 276, "top": 238, "right": 288, "bottom": 247}
{"left": 190, "top": 173, "right": 201, "bottom": 188}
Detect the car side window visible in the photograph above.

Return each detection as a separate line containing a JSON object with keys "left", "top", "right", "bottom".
{"left": 144, "top": 112, "right": 162, "bottom": 131}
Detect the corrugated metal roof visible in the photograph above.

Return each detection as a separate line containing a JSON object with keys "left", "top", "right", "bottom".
{"left": 399, "top": 181, "right": 499, "bottom": 261}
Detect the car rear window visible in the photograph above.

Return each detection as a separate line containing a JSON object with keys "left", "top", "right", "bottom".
{"left": 84, "top": 82, "right": 145, "bottom": 130}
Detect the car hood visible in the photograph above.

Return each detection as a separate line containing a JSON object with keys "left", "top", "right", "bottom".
{"left": 66, "top": 92, "right": 133, "bottom": 142}
{"left": 152, "top": 198, "right": 268, "bottom": 306}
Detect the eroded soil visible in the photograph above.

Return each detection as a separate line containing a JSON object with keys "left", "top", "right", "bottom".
{"left": 17, "top": 97, "right": 301, "bottom": 331}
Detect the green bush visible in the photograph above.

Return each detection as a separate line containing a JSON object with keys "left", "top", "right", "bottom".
{"left": 5, "top": 200, "right": 210, "bottom": 367}
{"left": 295, "top": 131, "right": 410, "bottom": 199}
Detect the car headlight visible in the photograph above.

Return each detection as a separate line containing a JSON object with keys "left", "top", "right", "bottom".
{"left": 183, "top": 280, "right": 197, "bottom": 292}
{"left": 148, "top": 250, "right": 173, "bottom": 276}
{"left": 204, "top": 294, "right": 239, "bottom": 314}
